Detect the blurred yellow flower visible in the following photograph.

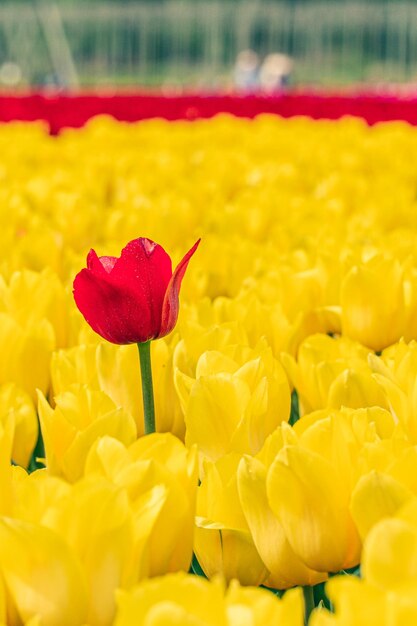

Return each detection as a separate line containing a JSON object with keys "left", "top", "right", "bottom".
{"left": 115, "top": 572, "right": 304, "bottom": 626}
{"left": 341, "top": 256, "right": 405, "bottom": 352}
{"left": 0, "top": 517, "right": 88, "bottom": 626}
{"left": 311, "top": 497, "right": 417, "bottom": 625}
{"left": 282, "top": 333, "right": 384, "bottom": 414}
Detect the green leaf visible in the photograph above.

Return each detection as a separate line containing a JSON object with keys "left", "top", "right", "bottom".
{"left": 289, "top": 389, "right": 300, "bottom": 426}
{"left": 189, "top": 553, "right": 207, "bottom": 578}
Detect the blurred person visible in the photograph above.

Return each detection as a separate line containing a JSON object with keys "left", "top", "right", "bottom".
{"left": 0, "top": 62, "right": 22, "bottom": 87}
{"left": 233, "top": 49, "right": 260, "bottom": 92}
{"left": 259, "top": 53, "right": 294, "bottom": 92}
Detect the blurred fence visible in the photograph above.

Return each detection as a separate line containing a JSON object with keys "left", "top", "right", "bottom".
{"left": 1, "top": 2, "right": 417, "bottom": 88}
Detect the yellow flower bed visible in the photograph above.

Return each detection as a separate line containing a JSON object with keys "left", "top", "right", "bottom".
{"left": 0, "top": 113, "right": 417, "bottom": 624}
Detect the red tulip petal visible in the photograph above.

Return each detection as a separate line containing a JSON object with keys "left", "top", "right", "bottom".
{"left": 110, "top": 238, "right": 172, "bottom": 338}
{"left": 73, "top": 269, "right": 143, "bottom": 343}
{"left": 158, "top": 239, "right": 200, "bottom": 338}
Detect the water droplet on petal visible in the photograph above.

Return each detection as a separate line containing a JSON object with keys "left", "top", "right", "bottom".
{"left": 140, "top": 238, "right": 157, "bottom": 257}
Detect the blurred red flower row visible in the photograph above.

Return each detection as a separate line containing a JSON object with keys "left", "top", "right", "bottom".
{"left": 1, "top": 92, "right": 417, "bottom": 133}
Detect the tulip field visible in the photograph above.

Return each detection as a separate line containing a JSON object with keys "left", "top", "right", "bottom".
{"left": 2, "top": 111, "right": 417, "bottom": 624}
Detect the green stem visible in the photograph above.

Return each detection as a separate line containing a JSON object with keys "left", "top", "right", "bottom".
{"left": 303, "top": 585, "right": 315, "bottom": 625}
{"left": 137, "top": 341, "right": 155, "bottom": 435}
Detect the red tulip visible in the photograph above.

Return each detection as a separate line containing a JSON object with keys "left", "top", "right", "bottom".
{"left": 73, "top": 237, "right": 200, "bottom": 344}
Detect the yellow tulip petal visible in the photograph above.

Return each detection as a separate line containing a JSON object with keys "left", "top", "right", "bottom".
{"left": 317, "top": 576, "right": 386, "bottom": 626}
{"left": 194, "top": 524, "right": 268, "bottom": 586}
{"left": 328, "top": 368, "right": 388, "bottom": 411}
{"left": 226, "top": 582, "right": 304, "bottom": 626}
{"left": 350, "top": 471, "right": 413, "bottom": 541}
{"left": 267, "top": 446, "right": 360, "bottom": 572}
{"left": 238, "top": 455, "right": 326, "bottom": 588}
{"left": 363, "top": 517, "right": 417, "bottom": 592}
{"left": 62, "top": 407, "right": 136, "bottom": 481}
{"left": 341, "top": 260, "right": 404, "bottom": 352}
{"left": 0, "top": 384, "right": 38, "bottom": 468}
{"left": 115, "top": 573, "right": 226, "bottom": 626}
{"left": 0, "top": 517, "right": 88, "bottom": 626}
{"left": 185, "top": 374, "right": 251, "bottom": 461}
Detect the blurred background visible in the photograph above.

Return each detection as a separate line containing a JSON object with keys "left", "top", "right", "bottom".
{"left": 0, "top": 0, "right": 416, "bottom": 91}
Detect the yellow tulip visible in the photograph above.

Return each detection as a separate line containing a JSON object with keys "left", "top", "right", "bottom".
{"left": 327, "top": 368, "right": 388, "bottom": 411}
{"left": 85, "top": 433, "right": 198, "bottom": 577}
{"left": 115, "top": 573, "right": 227, "bottom": 626}
{"left": 174, "top": 317, "right": 247, "bottom": 381}
{"left": 45, "top": 476, "right": 136, "bottom": 626}
{"left": 364, "top": 517, "right": 417, "bottom": 593}
{"left": 11, "top": 467, "right": 71, "bottom": 526}
{"left": 178, "top": 345, "right": 290, "bottom": 462}
{"left": 4, "top": 436, "right": 196, "bottom": 625}
{"left": 51, "top": 344, "right": 99, "bottom": 396}
{"left": 5, "top": 465, "right": 140, "bottom": 626}
{"left": 0, "top": 383, "right": 38, "bottom": 468}
{"left": 194, "top": 453, "right": 268, "bottom": 585}
{"left": 311, "top": 497, "right": 417, "bottom": 625}
{"left": 273, "top": 264, "right": 326, "bottom": 323}
{"left": 337, "top": 518, "right": 417, "bottom": 623}
{"left": 281, "top": 333, "right": 377, "bottom": 415}
{"left": 294, "top": 406, "right": 397, "bottom": 485}
{"left": 239, "top": 407, "right": 398, "bottom": 584}
{"left": 369, "top": 340, "right": 417, "bottom": 445}
{"left": 0, "top": 314, "right": 54, "bottom": 402}
{"left": 309, "top": 576, "right": 387, "bottom": 626}
{"left": 52, "top": 340, "right": 183, "bottom": 438}
{"left": 238, "top": 454, "right": 327, "bottom": 589}
{"left": 0, "top": 268, "right": 71, "bottom": 349}
{"left": 114, "top": 572, "right": 304, "bottom": 626}
{"left": 13, "top": 225, "right": 63, "bottom": 278}
{"left": 0, "top": 517, "right": 88, "bottom": 626}
{"left": 350, "top": 471, "right": 414, "bottom": 541}
{"left": 285, "top": 305, "right": 342, "bottom": 357}
{"left": 38, "top": 386, "right": 137, "bottom": 481}
{"left": 341, "top": 256, "right": 405, "bottom": 351}
{"left": 267, "top": 444, "right": 361, "bottom": 573}
{"left": 211, "top": 290, "right": 293, "bottom": 356}
{"left": 225, "top": 582, "right": 304, "bottom": 626}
